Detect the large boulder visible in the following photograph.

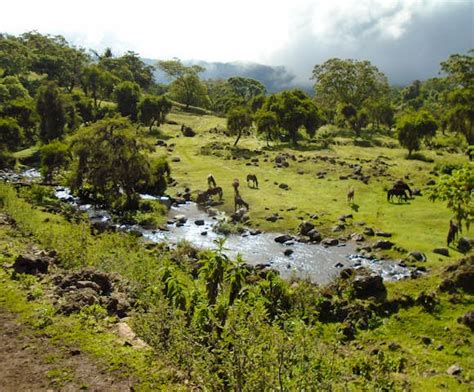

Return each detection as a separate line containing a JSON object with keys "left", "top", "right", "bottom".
{"left": 321, "top": 238, "right": 339, "bottom": 247}
{"left": 275, "top": 234, "right": 294, "bottom": 244}
{"left": 12, "top": 253, "right": 51, "bottom": 275}
{"left": 373, "top": 240, "right": 394, "bottom": 250}
{"left": 352, "top": 274, "right": 386, "bottom": 299}
{"left": 307, "top": 229, "right": 322, "bottom": 242}
{"left": 299, "top": 221, "right": 315, "bottom": 236}
{"left": 457, "top": 237, "right": 473, "bottom": 253}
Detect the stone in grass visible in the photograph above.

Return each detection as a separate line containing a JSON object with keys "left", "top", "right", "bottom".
{"left": 447, "top": 365, "right": 462, "bottom": 376}
{"left": 433, "top": 248, "right": 449, "bottom": 257}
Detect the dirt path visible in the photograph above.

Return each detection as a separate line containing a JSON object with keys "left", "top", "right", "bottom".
{"left": 0, "top": 308, "right": 133, "bottom": 392}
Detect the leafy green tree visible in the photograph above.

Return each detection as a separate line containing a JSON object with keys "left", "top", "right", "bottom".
{"left": 227, "top": 106, "right": 253, "bottom": 146}
{"left": 81, "top": 65, "right": 116, "bottom": 110}
{"left": 138, "top": 95, "right": 172, "bottom": 130}
{"left": 114, "top": 81, "right": 141, "bottom": 121}
{"left": 429, "top": 166, "right": 474, "bottom": 231}
{"left": 0, "top": 76, "right": 30, "bottom": 103}
{"left": 444, "top": 87, "right": 474, "bottom": 145}
{"left": 40, "top": 140, "right": 69, "bottom": 182}
{"left": 1, "top": 98, "right": 38, "bottom": 144}
{"left": 339, "top": 104, "right": 369, "bottom": 137}
{"left": 0, "top": 34, "right": 30, "bottom": 76}
{"left": 36, "top": 81, "right": 66, "bottom": 143}
{"left": 227, "top": 76, "right": 266, "bottom": 101}
{"left": 396, "top": 110, "right": 438, "bottom": 157}
{"left": 69, "top": 116, "right": 154, "bottom": 209}
{"left": 158, "top": 59, "right": 208, "bottom": 109}
{"left": 364, "top": 98, "right": 394, "bottom": 130}
{"left": 0, "top": 117, "right": 23, "bottom": 151}
{"left": 440, "top": 51, "right": 474, "bottom": 88}
{"left": 249, "top": 94, "right": 266, "bottom": 113}
{"left": 205, "top": 79, "right": 242, "bottom": 113}
{"left": 311, "top": 58, "right": 389, "bottom": 120}
{"left": 254, "top": 109, "right": 279, "bottom": 146}
{"left": 169, "top": 73, "right": 209, "bottom": 109}
{"left": 265, "top": 89, "right": 321, "bottom": 145}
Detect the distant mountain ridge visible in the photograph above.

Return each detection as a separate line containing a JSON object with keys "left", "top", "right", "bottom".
{"left": 143, "top": 59, "right": 311, "bottom": 93}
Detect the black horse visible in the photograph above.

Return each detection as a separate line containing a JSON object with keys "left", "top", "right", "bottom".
{"left": 387, "top": 188, "right": 408, "bottom": 203}
{"left": 393, "top": 180, "right": 412, "bottom": 197}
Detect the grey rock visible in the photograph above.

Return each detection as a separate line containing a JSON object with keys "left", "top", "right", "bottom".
{"left": 433, "top": 248, "right": 449, "bottom": 257}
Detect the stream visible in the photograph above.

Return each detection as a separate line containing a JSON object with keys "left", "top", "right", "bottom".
{"left": 2, "top": 169, "right": 414, "bottom": 285}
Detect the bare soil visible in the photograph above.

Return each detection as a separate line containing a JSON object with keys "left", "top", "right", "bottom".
{"left": 0, "top": 308, "right": 133, "bottom": 392}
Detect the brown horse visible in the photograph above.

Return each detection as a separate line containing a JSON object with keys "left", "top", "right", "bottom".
{"left": 347, "top": 187, "right": 354, "bottom": 203}
{"left": 232, "top": 178, "right": 240, "bottom": 196}
{"left": 447, "top": 220, "right": 459, "bottom": 246}
{"left": 207, "top": 174, "right": 217, "bottom": 188}
{"left": 207, "top": 186, "right": 223, "bottom": 200}
{"left": 196, "top": 191, "right": 209, "bottom": 204}
{"left": 246, "top": 174, "right": 258, "bottom": 188}
{"left": 234, "top": 194, "right": 249, "bottom": 211}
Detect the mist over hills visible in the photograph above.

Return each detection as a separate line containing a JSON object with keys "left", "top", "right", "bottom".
{"left": 144, "top": 59, "right": 307, "bottom": 93}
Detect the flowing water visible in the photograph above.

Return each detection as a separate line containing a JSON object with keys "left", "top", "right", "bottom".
{"left": 2, "top": 169, "right": 413, "bottom": 285}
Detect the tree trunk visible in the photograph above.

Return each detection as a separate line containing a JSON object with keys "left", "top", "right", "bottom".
{"left": 234, "top": 131, "right": 242, "bottom": 146}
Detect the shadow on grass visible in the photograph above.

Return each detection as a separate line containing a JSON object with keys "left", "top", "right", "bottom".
{"left": 350, "top": 203, "right": 360, "bottom": 212}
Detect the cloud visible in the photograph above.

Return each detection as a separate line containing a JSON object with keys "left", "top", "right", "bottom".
{"left": 1, "top": 0, "right": 472, "bottom": 87}
{"left": 267, "top": 0, "right": 474, "bottom": 86}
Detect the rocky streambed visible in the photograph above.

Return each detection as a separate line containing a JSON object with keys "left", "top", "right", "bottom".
{"left": 2, "top": 169, "right": 414, "bottom": 285}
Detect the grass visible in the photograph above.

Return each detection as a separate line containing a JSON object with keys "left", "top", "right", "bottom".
{"left": 149, "top": 109, "right": 471, "bottom": 268}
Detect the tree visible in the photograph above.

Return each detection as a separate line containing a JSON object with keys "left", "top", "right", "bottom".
{"left": 429, "top": 166, "right": 474, "bottom": 231}
{"left": 36, "top": 81, "right": 66, "bottom": 143}
{"left": 69, "top": 116, "right": 155, "bottom": 209}
{"left": 0, "top": 117, "right": 23, "bottom": 151}
{"left": 311, "top": 58, "right": 389, "bottom": 119}
{"left": 227, "top": 77, "right": 266, "bottom": 101}
{"left": 444, "top": 87, "right": 474, "bottom": 145}
{"left": 138, "top": 95, "right": 172, "bottom": 130}
{"left": 158, "top": 59, "right": 208, "bottom": 109}
{"left": 364, "top": 98, "right": 394, "bottom": 130}
{"left": 114, "top": 81, "right": 141, "bottom": 121}
{"left": 169, "top": 73, "right": 209, "bottom": 109}
{"left": 265, "top": 89, "right": 321, "bottom": 145}
{"left": 0, "top": 34, "right": 30, "bottom": 76}
{"left": 254, "top": 109, "right": 279, "bottom": 146}
{"left": 339, "top": 104, "right": 369, "bottom": 137}
{"left": 227, "top": 107, "right": 253, "bottom": 146}
{"left": 396, "top": 110, "right": 438, "bottom": 157}
{"left": 440, "top": 51, "right": 474, "bottom": 89}
{"left": 40, "top": 140, "right": 69, "bottom": 182}
{"left": 81, "top": 65, "right": 115, "bottom": 110}
{"left": 1, "top": 98, "right": 38, "bottom": 144}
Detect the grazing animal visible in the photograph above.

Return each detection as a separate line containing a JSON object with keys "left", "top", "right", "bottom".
{"left": 387, "top": 188, "right": 408, "bottom": 203}
{"left": 234, "top": 194, "right": 249, "bottom": 211}
{"left": 207, "top": 174, "right": 217, "bottom": 189}
{"left": 232, "top": 178, "right": 240, "bottom": 196}
{"left": 447, "top": 220, "right": 459, "bottom": 246}
{"left": 207, "top": 186, "right": 223, "bottom": 200}
{"left": 246, "top": 174, "right": 258, "bottom": 188}
{"left": 393, "top": 179, "right": 412, "bottom": 198}
{"left": 196, "top": 191, "right": 209, "bottom": 204}
{"left": 347, "top": 187, "right": 355, "bottom": 203}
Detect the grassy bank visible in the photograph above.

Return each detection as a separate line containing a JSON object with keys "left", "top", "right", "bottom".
{"left": 1, "top": 183, "right": 473, "bottom": 390}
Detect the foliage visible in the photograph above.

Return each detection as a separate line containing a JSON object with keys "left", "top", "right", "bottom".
{"left": 396, "top": 110, "right": 438, "bottom": 157}
{"left": 429, "top": 166, "right": 474, "bottom": 231}
{"left": 158, "top": 59, "right": 208, "bottom": 109}
{"left": 339, "top": 103, "right": 369, "bottom": 137}
{"left": 226, "top": 106, "right": 253, "bottom": 146}
{"left": 254, "top": 109, "right": 279, "bottom": 146}
{"left": 68, "top": 116, "right": 153, "bottom": 208}
{"left": 114, "top": 81, "right": 141, "bottom": 121}
{"left": 81, "top": 64, "right": 116, "bottom": 111}
{"left": 265, "top": 89, "right": 322, "bottom": 145}
{"left": 444, "top": 87, "right": 474, "bottom": 145}
{"left": 36, "top": 81, "right": 67, "bottom": 143}
{"left": 40, "top": 140, "right": 69, "bottom": 182}
{"left": 0, "top": 117, "right": 23, "bottom": 151}
{"left": 138, "top": 95, "right": 172, "bottom": 130}
{"left": 312, "top": 58, "right": 389, "bottom": 119}
{"left": 227, "top": 76, "right": 266, "bottom": 101}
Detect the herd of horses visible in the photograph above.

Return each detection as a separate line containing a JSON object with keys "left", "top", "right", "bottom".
{"left": 196, "top": 176, "right": 459, "bottom": 248}
{"left": 196, "top": 174, "right": 256, "bottom": 211}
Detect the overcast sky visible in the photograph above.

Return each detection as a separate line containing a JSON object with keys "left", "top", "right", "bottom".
{"left": 1, "top": 0, "right": 473, "bottom": 85}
